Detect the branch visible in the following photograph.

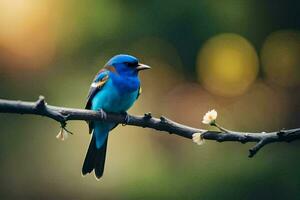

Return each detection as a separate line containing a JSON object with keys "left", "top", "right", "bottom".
{"left": 0, "top": 96, "right": 299, "bottom": 157}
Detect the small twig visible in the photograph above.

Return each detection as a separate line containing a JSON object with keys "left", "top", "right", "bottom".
{"left": 211, "top": 122, "right": 230, "bottom": 133}
{"left": 62, "top": 126, "right": 75, "bottom": 135}
{"left": 249, "top": 139, "right": 268, "bottom": 157}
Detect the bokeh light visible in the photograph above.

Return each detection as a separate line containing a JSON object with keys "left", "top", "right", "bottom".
{"left": 0, "top": 0, "right": 57, "bottom": 70}
{"left": 261, "top": 30, "right": 300, "bottom": 87}
{"left": 197, "top": 33, "right": 259, "bottom": 97}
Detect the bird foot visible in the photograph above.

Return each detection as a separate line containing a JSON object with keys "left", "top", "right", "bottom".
{"left": 98, "top": 109, "right": 107, "bottom": 120}
{"left": 122, "top": 112, "right": 130, "bottom": 126}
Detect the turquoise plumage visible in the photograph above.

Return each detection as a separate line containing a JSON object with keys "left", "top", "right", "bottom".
{"left": 82, "top": 54, "right": 150, "bottom": 179}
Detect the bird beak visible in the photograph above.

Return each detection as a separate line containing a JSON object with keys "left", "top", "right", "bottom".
{"left": 136, "top": 63, "right": 151, "bottom": 71}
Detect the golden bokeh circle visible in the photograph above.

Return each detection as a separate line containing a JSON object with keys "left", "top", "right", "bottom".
{"left": 261, "top": 30, "right": 300, "bottom": 87}
{"left": 197, "top": 33, "right": 259, "bottom": 97}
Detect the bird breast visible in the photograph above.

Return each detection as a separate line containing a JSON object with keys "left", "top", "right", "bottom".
{"left": 91, "top": 78, "right": 139, "bottom": 113}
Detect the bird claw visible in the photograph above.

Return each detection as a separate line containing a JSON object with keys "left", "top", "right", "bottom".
{"left": 98, "top": 109, "right": 107, "bottom": 120}
{"left": 122, "top": 112, "right": 130, "bottom": 126}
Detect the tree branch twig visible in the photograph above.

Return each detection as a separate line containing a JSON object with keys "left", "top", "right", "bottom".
{"left": 0, "top": 96, "right": 299, "bottom": 157}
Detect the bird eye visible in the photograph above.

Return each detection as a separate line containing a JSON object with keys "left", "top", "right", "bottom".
{"left": 125, "top": 61, "right": 137, "bottom": 68}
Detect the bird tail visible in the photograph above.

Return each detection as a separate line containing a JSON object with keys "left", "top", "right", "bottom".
{"left": 82, "top": 135, "right": 108, "bottom": 179}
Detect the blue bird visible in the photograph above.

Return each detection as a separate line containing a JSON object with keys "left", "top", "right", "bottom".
{"left": 82, "top": 54, "right": 151, "bottom": 179}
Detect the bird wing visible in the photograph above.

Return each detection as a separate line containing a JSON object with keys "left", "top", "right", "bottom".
{"left": 85, "top": 69, "right": 109, "bottom": 110}
{"left": 85, "top": 69, "right": 110, "bottom": 133}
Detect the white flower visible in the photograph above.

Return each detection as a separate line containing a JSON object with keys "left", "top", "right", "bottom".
{"left": 56, "top": 128, "right": 68, "bottom": 141}
{"left": 202, "top": 109, "right": 217, "bottom": 125}
{"left": 192, "top": 132, "right": 205, "bottom": 145}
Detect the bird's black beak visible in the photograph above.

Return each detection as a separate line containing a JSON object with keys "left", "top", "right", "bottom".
{"left": 136, "top": 63, "right": 151, "bottom": 71}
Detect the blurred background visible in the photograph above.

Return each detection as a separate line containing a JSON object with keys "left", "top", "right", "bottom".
{"left": 0, "top": 0, "right": 300, "bottom": 199}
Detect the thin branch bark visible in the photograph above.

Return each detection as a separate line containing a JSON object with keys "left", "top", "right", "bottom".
{"left": 0, "top": 96, "right": 299, "bottom": 157}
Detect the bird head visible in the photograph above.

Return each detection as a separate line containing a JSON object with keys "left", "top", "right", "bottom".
{"left": 105, "top": 54, "right": 151, "bottom": 76}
